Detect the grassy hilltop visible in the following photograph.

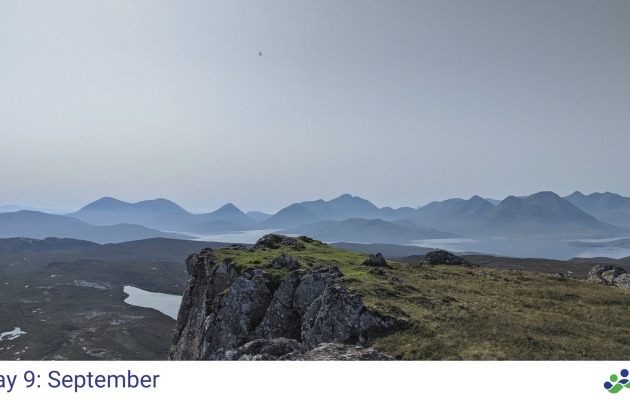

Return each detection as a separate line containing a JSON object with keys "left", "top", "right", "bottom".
{"left": 210, "top": 235, "right": 630, "bottom": 360}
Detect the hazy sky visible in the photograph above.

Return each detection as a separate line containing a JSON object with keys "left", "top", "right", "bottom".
{"left": 1, "top": 1, "right": 629, "bottom": 213}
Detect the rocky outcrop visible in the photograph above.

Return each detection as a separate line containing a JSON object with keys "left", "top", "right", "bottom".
{"left": 423, "top": 250, "right": 472, "bottom": 266}
{"left": 211, "top": 338, "right": 393, "bottom": 361}
{"left": 170, "top": 248, "right": 398, "bottom": 361}
{"left": 362, "top": 253, "right": 387, "bottom": 266}
{"left": 251, "top": 234, "right": 304, "bottom": 251}
{"left": 587, "top": 265, "right": 630, "bottom": 290}
{"left": 219, "top": 244, "right": 247, "bottom": 250}
{"left": 269, "top": 255, "right": 301, "bottom": 270}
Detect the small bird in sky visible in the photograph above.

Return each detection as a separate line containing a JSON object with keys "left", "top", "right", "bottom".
{"left": 259, "top": 51, "right": 262, "bottom": 56}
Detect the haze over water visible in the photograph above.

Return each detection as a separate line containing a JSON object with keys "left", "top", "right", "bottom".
{"left": 181, "top": 230, "right": 630, "bottom": 261}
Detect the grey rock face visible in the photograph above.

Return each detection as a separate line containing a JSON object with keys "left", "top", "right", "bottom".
{"left": 423, "top": 250, "right": 472, "bottom": 266}
{"left": 301, "top": 285, "right": 397, "bottom": 350}
{"left": 587, "top": 265, "right": 629, "bottom": 289}
{"left": 362, "top": 253, "right": 387, "bottom": 266}
{"left": 170, "top": 246, "right": 397, "bottom": 360}
{"left": 252, "top": 271, "right": 304, "bottom": 341}
{"left": 269, "top": 255, "right": 301, "bottom": 270}
{"left": 552, "top": 273, "right": 566, "bottom": 278}
{"left": 293, "top": 267, "right": 342, "bottom": 314}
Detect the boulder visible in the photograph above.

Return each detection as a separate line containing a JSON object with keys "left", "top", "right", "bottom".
{"left": 297, "top": 236, "right": 314, "bottom": 243}
{"left": 219, "top": 244, "right": 247, "bottom": 250}
{"left": 423, "top": 250, "right": 472, "bottom": 266}
{"left": 587, "top": 265, "right": 630, "bottom": 289}
{"left": 362, "top": 253, "right": 387, "bottom": 266}
{"left": 587, "top": 265, "right": 623, "bottom": 284}
{"left": 601, "top": 267, "right": 627, "bottom": 284}
{"left": 252, "top": 234, "right": 304, "bottom": 250}
{"left": 552, "top": 273, "right": 565, "bottom": 278}
{"left": 269, "top": 255, "right": 301, "bottom": 270}
{"left": 615, "top": 274, "right": 630, "bottom": 290}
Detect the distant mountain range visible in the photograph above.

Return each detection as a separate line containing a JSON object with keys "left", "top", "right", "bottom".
{"left": 66, "top": 197, "right": 188, "bottom": 225}
{"left": 2, "top": 191, "right": 629, "bottom": 243}
{"left": 470, "top": 192, "right": 624, "bottom": 239}
{"left": 0, "top": 205, "right": 71, "bottom": 214}
{"left": 143, "top": 203, "right": 256, "bottom": 231}
{"left": 0, "top": 211, "right": 193, "bottom": 244}
{"left": 278, "top": 218, "right": 457, "bottom": 244}
{"left": 564, "top": 191, "right": 630, "bottom": 227}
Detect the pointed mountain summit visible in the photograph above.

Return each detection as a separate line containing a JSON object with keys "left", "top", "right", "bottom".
{"left": 67, "top": 197, "right": 189, "bottom": 226}
{"left": 202, "top": 203, "right": 256, "bottom": 226}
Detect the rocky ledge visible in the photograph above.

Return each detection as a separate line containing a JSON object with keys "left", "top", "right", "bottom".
{"left": 169, "top": 238, "right": 398, "bottom": 361}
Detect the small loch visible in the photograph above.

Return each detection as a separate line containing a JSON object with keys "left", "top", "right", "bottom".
{"left": 123, "top": 286, "right": 182, "bottom": 320}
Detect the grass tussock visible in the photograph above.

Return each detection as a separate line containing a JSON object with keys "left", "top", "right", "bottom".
{"left": 211, "top": 236, "right": 630, "bottom": 360}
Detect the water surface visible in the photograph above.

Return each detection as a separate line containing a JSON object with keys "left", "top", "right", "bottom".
{"left": 0, "top": 327, "right": 26, "bottom": 341}
{"left": 408, "top": 238, "right": 630, "bottom": 260}
{"left": 123, "top": 286, "right": 182, "bottom": 320}
{"left": 177, "top": 229, "right": 278, "bottom": 244}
